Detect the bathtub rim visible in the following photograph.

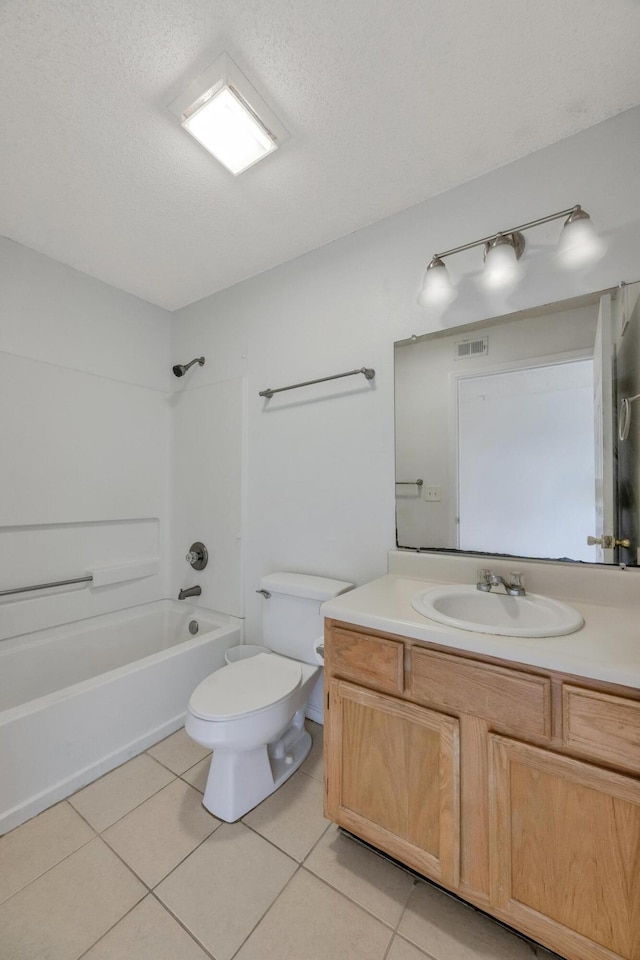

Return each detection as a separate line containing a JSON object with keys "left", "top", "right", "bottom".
{"left": 0, "top": 599, "right": 243, "bottom": 724}
{"left": 0, "top": 603, "right": 242, "bottom": 834}
{"left": 0, "top": 596, "right": 234, "bottom": 653}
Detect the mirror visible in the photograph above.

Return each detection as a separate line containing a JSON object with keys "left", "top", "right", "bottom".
{"left": 395, "top": 282, "right": 640, "bottom": 565}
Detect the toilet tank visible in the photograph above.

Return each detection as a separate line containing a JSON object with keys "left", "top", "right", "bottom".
{"left": 260, "top": 573, "right": 353, "bottom": 665}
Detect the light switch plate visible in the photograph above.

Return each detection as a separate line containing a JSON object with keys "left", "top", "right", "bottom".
{"left": 425, "top": 486, "right": 441, "bottom": 501}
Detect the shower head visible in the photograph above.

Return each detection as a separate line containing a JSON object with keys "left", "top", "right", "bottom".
{"left": 172, "top": 357, "right": 205, "bottom": 378}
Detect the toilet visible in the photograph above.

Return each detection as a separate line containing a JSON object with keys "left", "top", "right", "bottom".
{"left": 185, "top": 572, "right": 353, "bottom": 822}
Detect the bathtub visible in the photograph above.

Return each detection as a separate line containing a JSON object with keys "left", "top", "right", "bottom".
{"left": 0, "top": 600, "right": 241, "bottom": 834}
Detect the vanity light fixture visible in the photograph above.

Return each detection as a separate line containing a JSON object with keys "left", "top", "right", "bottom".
{"left": 482, "top": 232, "right": 525, "bottom": 290}
{"left": 418, "top": 205, "right": 604, "bottom": 306}
{"left": 168, "top": 53, "right": 289, "bottom": 175}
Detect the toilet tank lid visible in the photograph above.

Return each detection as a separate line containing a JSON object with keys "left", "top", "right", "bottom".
{"left": 260, "top": 572, "right": 353, "bottom": 601}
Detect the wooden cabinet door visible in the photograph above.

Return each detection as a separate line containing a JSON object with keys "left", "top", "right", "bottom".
{"left": 325, "top": 678, "right": 460, "bottom": 886}
{"left": 490, "top": 735, "right": 640, "bottom": 960}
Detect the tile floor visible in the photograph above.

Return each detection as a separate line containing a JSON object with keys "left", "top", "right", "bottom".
{"left": 0, "top": 722, "right": 558, "bottom": 960}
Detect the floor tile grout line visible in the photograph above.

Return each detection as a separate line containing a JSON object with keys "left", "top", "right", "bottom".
{"left": 393, "top": 878, "right": 545, "bottom": 959}
{"left": 85, "top": 834, "right": 156, "bottom": 892}
{"left": 227, "top": 863, "right": 304, "bottom": 960}
{"left": 298, "top": 817, "right": 333, "bottom": 864}
{"left": 0, "top": 807, "right": 98, "bottom": 906}
{"left": 102, "top": 813, "right": 223, "bottom": 893}
{"left": 68, "top": 760, "right": 179, "bottom": 834}
{"left": 146, "top": 743, "right": 212, "bottom": 779}
{"left": 380, "top": 929, "right": 399, "bottom": 960}
{"left": 392, "top": 878, "right": 419, "bottom": 934}
{"left": 148, "top": 890, "right": 219, "bottom": 960}
{"left": 390, "top": 931, "right": 439, "bottom": 960}
{"left": 147, "top": 817, "right": 224, "bottom": 891}
{"left": 74, "top": 890, "right": 149, "bottom": 960}
{"left": 65, "top": 800, "right": 103, "bottom": 836}
{"left": 241, "top": 813, "right": 330, "bottom": 859}
{"left": 76, "top": 764, "right": 216, "bottom": 842}
{"left": 178, "top": 755, "right": 211, "bottom": 793}
{"left": 297, "top": 862, "right": 406, "bottom": 933}
{"left": 72, "top": 774, "right": 178, "bottom": 835}
{"left": 297, "top": 825, "right": 419, "bottom": 934}
{"left": 407, "top": 934, "right": 446, "bottom": 960}
{"left": 239, "top": 805, "right": 330, "bottom": 865}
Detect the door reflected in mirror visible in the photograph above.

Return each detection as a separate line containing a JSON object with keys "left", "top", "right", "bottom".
{"left": 394, "top": 282, "right": 640, "bottom": 566}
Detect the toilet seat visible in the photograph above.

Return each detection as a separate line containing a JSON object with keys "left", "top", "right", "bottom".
{"left": 189, "top": 653, "right": 302, "bottom": 721}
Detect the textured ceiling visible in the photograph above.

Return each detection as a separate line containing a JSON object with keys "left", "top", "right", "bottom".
{"left": 1, "top": 0, "right": 639, "bottom": 310}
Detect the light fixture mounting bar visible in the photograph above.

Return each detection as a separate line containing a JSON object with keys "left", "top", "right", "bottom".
{"left": 434, "top": 206, "right": 582, "bottom": 260}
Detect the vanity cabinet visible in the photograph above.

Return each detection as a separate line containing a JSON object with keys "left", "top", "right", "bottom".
{"left": 323, "top": 619, "right": 640, "bottom": 960}
{"left": 325, "top": 678, "right": 460, "bottom": 886}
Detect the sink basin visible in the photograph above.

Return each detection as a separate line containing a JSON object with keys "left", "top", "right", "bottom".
{"left": 411, "top": 585, "right": 583, "bottom": 638}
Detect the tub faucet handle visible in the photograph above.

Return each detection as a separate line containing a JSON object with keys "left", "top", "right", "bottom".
{"left": 186, "top": 542, "right": 208, "bottom": 571}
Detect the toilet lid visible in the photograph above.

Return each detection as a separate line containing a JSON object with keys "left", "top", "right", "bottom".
{"left": 189, "top": 653, "right": 302, "bottom": 721}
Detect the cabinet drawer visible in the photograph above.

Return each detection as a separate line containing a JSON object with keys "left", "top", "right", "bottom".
{"left": 563, "top": 684, "right": 640, "bottom": 774}
{"left": 328, "top": 628, "right": 404, "bottom": 695}
{"left": 410, "top": 647, "right": 551, "bottom": 740}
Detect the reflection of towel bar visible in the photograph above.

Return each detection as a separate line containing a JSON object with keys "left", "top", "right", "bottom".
{"left": 619, "top": 394, "right": 640, "bottom": 441}
{"left": 396, "top": 479, "right": 424, "bottom": 486}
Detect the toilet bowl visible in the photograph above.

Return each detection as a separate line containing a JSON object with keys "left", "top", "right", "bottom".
{"left": 185, "top": 571, "right": 352, "bottom": 822}
{"left": 186, "top": 653, "right": 319, "bottom": 821}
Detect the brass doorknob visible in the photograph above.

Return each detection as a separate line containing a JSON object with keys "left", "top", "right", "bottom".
{"left": 587, "top": 535, "right": 632, "bottom": 549}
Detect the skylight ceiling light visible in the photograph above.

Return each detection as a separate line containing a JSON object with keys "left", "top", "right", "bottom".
{"left": 183, "top": 87, "right": 276, "bottom": 175}
{"left": 169, "top": 53, "right": 288, "bottom": 176}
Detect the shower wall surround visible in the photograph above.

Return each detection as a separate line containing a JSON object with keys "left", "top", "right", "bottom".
{"left": 0, "top": 239, "right": 173, "bottom": 637}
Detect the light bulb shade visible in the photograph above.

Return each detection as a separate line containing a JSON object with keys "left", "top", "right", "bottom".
{"left": 557, "top": 208, "right": 605, "bottom": 268}
{"left": 417, "top": 257, "right": 457, "bottom": 307}
{"left": 482, "top": 233, "right": 524, "bottom": 289}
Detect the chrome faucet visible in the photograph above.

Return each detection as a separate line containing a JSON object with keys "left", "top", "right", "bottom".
{"left": 476, "top": 569, "right": 525, "bottom": 596}
{"left": 178, "top": 585, "right": 201, "bottom": 600}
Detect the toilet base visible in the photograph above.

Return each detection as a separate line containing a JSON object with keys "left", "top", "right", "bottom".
{"left": 201, "top": 710, "right": 312, "bottom": 822}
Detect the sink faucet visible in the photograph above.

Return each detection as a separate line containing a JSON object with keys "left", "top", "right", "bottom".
{"left": 476, "top": 569, "right": 525, "bottom": 597}
{"left": 178, "top": 585, "right": 201, "bottom": 600}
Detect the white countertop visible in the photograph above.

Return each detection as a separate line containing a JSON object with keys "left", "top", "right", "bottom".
{"left": 322, "top": 574, "right": 640, "bottom": 690}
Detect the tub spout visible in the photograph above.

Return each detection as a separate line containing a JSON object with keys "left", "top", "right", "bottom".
{"left": 178, "top": 585, "right": 201, "bottom": 600}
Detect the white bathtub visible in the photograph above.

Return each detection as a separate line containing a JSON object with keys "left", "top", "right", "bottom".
{"left": 0, "top": 600, "right": 241, "bottom": 834}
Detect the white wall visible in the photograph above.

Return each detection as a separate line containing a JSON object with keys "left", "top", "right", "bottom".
{"left": 0, "top": 239, "right": 173, "bottom": 639}
{"left": 167, "top": 301, "right": 248, "bottom": 618}
{"left": 171, "top": 105, "right": 640, "bottom": 642}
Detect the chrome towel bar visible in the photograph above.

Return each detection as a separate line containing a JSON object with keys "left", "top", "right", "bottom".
{"left": 259, "top": 366, "right": 375, "bottom": 398}
{"left": 0, "top": 575, "right": 93, "bottom": 598}
{"left": 396, "top": 479, "right": 424, "bottom": 486}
